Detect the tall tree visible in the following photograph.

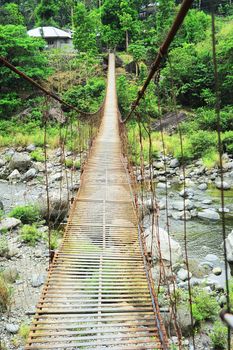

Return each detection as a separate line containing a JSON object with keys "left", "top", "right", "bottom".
{"left": 35, "top": 0, "right": 59, "bottom": 26}
{"left": 0, "top": 3, "right": 24, "bottom": 25}
{"left": 73, "top": 3, "right": 101, "bottom": 54}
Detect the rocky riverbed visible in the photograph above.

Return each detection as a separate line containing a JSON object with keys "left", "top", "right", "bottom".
{"left": 0, "top": 145, "right": 232, "bottom": 349}
{"left": 0, "top": 145, "right": 81, "bottom": 349}
{"left": 137, "top": 153, "right": 233, "bottom": 349}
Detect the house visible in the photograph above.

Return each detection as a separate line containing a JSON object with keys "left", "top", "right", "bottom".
{"left": 27, "top": 26, "right": 73, "bottom": 50}
{"left": 139, "top": 3, "right": 157, "bottom": 19}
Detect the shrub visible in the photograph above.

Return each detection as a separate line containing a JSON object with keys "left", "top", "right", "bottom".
{"left": 9, "top": 205, "right": 41, "bottom": 224}
{"left": 65, "top": 159, "right": 81, "bottom": 169}
{"left": 189, "top": 130, "right": 217, "bottom": 159}
{"left": 192, "top": 288, "right": 219, "bottom": 322}
{"left": 44, "top": 230, "right": 62, "bottom": 250}
{"left": 30, "top": 149, "right": 44, "bottom": 162}
{"left": 0, "top": 276, "right": 11, "bottom": 312}
{"left": 19, "top": 323, "right": 30, "bottom": 342}
{"left": 0, "top": 237, "right": 9, "bottom": 257}
{"left": 210, "top": 321, "right": 228, "bottom": 349}
{"left": 20, "top": 225, "right": 41, "bottom": 246}
{"left": 202, "top": 148, "right": 219, "bottom": 169}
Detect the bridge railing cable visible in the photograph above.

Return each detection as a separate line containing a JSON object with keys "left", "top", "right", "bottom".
{"left": 0, "top": 56, "right": 105, "bottom": 122}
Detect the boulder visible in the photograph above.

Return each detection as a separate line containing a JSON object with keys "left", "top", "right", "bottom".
{"left": 179, "top": 188, "right": 194, "bottom": 198}
{"left": 50, "top": 172, "right": 63, "bottom": 182}
{"left": 177, "top": 268, "right": 192, "bottom": 281}
{"left": 144, "top": 226, "right": 183, "bottom": 264}
{"left": 9, "top": 152, "right": 32, "bottom": 172}
{"left": 0, "top": 217, "right": 21, "bottom": 231}
{"left": 198, "top": 183, "right": 208, "bottom": 191}
{"left": 212, "top": 267, "right": 222, "bottom": 276}
{"left": 26, "top": 144, "right": 36, "bottom": 152}
{"left": 225, "top": 230, "right": 233, "bottom": 262}
{"left": 154, "top": 161, "right": 164, "bottom": 170}
{"left": 218, "top": 207, "right": 230, "bottom": 213}
{"left": 31, "top": 274, "right": 45, "bottom": 287}
{"left": 39, "top": 193, "right": 69, "bottom": 223}
{"left": 198, "top": 209, "right": 220, "bottom": 221}
{"left": 204, "top": 254, "right": 219, "bottom": 263}
{"left": 170, "top": 158, "right": 179, "bottom": 168}
{"left": 0, "top": 159, "right": 6, "bottom": 168}
{"left": 5, "top": 323, "right": 19, "bottom": 334}
{"left": 215, "top": 180, "right": 231, "bottom": 190}
{"left": 163, "top": 303, "right": 195, "bottom": 336}
{"left": 8, "top": 169, "right": 21, "bottom": 182}
{"left": 22, "top": 168, "right": 37, "bottom": 181}
{"left": 202, "top": 199, "right": 212, "bottom": 205}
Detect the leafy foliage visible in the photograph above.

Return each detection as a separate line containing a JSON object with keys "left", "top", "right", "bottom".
{"left": 20, "top": 224, "right": 42, "bottom": 246}
{"left": 9, "top": 205, "right": 41, "bottom": 224}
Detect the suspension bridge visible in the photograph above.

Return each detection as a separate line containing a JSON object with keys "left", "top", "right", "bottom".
{"left": 25, "top": 54, "right": 168, "bottom": 349}
{"left": 1, "top": 0, "right": 232, "bottom": 348}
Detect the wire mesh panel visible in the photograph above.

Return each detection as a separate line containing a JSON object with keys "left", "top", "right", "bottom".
{"left": 26, "top": 54, "right": 167, "bottom": 350}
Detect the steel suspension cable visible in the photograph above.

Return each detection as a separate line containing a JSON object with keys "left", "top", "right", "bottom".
{"left": 211, "top": 4, "right": 231, "bottom": 348}
{"left": 168, "top": 55, "right": 196, "bottom": 350}
{"left": 156, "top": 73, "right": 183, "bottom": 348}
{"left": 0, "top": 56, "right": 105, "bottom": 119}
{"left": 121, "top": 0, "right": 195, "bottom": 123}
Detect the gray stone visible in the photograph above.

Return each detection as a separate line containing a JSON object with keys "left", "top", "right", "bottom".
{"left": 50, "top": 172, "right": 63, "bottom": 182}
{"left": 179, "top": 188, "right": 194, "bottom": 198}
{"left": 177, "top": 268, "right": 192, "bottom": 281}
{"left": 198, "top": 183, "right": 208, "bottom": 190}
{"left": 9, "top": 152, "right": 32, "bottom": 172}
{"left": 225, "top": 230, "right": 233, "bottom": 262}
{"left": 170, "top": 158, "right": 179, "bottom": 168}
{"left": 204, "top": 254, "right": 219, "bottom": 262}
{"left": 218, "top": 295, "right": 227, "bottom": 306}
{"left": 31, "top": 274, "right": 45, "bottom": 287}
{"left": 153, "top": 161, "right": 164, "bottom": 170}
{"left": 218, "top": 207, "right": 230, "bottom": 213}
{"left": 157, "top": 182, "right": 170, "bottom": 189}
{"left": 26, "top": 144, "right": 36, "bottom": 152}
{"left": 39, "top": 193, "right": 69, "bottom": 223}
{"left": 223, "top": 161, "right": 233, "bottom": 171}
{"left": 212, "top": 267, "right": 222, "bottom": 276}
{"left": 8, "top": 169, "right": 21, "bottom": 182}
{"left": 198, "top": 209, "right": 220, "bottom": 221}
{"left": 0, "top": 200, "right": 3, "bottom": 211}
{"left": 0, "top": 217, "right": 21, "bottom": 231}
{"left": 35, "top": 249, "right": 43, "bottom": 258}
{"left": 215, "top": 180, "right": 231, "bottom": 190}
{"left": 202, "top": 199, "right": 212, "bottom": 205}
{"left": 5, "top": 323, "right": 19, "bottom": 334}
{"left": 22, "top": 168, "right": 37, "bottom": 181}
{"left": 0, "top": 159, "right": 6, "bottom": 168}
{"left": 172, "top": 201, "right": 184, "bottom": 211}
{"left": 145, "top": 226, "right": 183, "bottom": 264}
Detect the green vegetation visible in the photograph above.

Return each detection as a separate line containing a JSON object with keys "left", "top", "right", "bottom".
{"left": 0, "top": 237, "right": 9, "bottom": 258}
{"left": 0, "top": 275, "right": 12, "bottom": 313}
{"left": 210, "top": 321, "right": 228, "bottom": 349}
{"left": 9, "top": 205, "right": 41, "bottom": 224}
{"left": 65, "top": 159, "right": 81, "bottom": 169}
{"left": 192, "top": 289, "right": 219, "bottom": 322}
{"left": 31, "top": 149, "right": 45, "bottom": 162}
{"left": 20, "top": 224, "right": 42, "bottom": 246}
{"left": 19, "top": 322, "right": 30, "bottom": 342}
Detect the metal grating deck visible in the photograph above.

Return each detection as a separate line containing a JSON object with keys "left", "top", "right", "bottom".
{"left": 26, "top": 54, "right": 167, "bottom": 350}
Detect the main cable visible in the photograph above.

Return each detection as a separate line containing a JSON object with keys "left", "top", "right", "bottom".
{"left": 121, "top": 0, "right": 194, "bottom": 123}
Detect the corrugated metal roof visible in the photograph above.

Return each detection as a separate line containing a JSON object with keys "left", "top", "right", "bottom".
{"left": 27, "top": 27, "right": 72, "bottom": 39}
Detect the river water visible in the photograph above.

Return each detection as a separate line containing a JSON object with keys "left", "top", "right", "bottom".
{"left": 145, "top": 183, "right": 233, "bottom": 261}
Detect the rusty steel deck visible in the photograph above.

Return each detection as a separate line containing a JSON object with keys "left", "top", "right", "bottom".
{"left": 26, "top": 54, "right": 167, "bottom": 350}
